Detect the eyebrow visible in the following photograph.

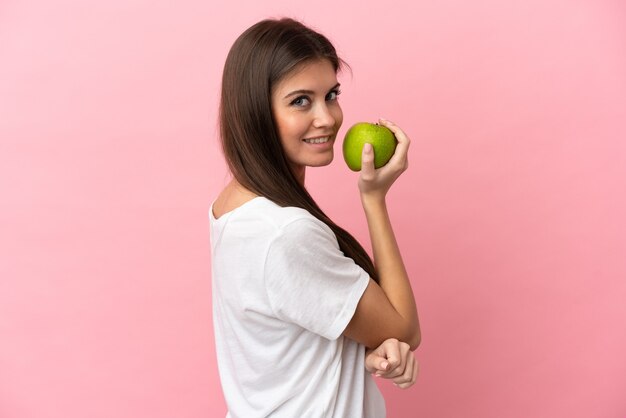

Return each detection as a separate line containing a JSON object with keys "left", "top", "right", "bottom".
{"left": 283, "top": 83, "right": 341, "bottom": 99}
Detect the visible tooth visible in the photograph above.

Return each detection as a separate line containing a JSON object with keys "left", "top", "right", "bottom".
{"left": 303, "top": 136, "right": 330, "bottom": 143}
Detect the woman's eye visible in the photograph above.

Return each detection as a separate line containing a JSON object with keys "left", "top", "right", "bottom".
{"left": 327, "top": 89, "right": 342, "bottom": 100}
{"left": 291, "top": 96, "right": 309, "bottom": 106}
{"left": 291, "top": 90, "right": 341, "bottom": 107}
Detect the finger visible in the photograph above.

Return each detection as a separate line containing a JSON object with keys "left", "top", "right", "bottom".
{"left": 413, "top": 356, "right": 420, "bottom": 382}
{"left": 382, "top": 339, "right": 403, "bottom": 374}
{"left": 364, "top": 350, "right": 377, "bottom": 373}
{"left": 373, "top": 359, "right": 391, "bottom": 377}
{"left": 371, "top": 340, "right": 397, "bottom": 377}
{"left": 378, "top": 118, "right": 410, "bottom": 168}
{"left": 392, "top": 351, "right": 414, "bottom": 386}
{"left": 378, "top": 118, "right": 410, "bottom": 148}
{"left": 395, "top": 356, "right": 419, "bottom": 389}
{"left": 365, "top": 353, "right": 389, "bottom": 375}
{"left": 360, "top": 142, "right": 376, "bottom": 178}
{"left": 377, "top": 340, "right": 405, "bottom": 378}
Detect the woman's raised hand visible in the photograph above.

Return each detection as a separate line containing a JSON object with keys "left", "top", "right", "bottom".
{"left": 358, "top": 118, "right": 411, "bottom": 201}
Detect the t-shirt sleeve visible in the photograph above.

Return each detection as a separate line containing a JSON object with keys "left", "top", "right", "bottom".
{"left": 263, "top": 217, "right": 371, "bottom": 340}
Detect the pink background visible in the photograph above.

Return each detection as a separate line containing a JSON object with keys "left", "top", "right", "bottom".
{"left": 1, "top": 0, "right": 625, "bottom": 417}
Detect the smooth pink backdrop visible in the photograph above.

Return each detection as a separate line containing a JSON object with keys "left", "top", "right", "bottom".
{"left": 1, "top": 0, "right": 625, "bottom": 417}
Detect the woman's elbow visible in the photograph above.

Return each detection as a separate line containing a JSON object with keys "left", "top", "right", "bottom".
{"left": 407, "top": 326, "right": 421, "bottom": 351}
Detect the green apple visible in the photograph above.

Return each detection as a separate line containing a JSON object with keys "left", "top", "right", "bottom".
{"left": 342, "top": 122, "right": 397, "bottom": 171}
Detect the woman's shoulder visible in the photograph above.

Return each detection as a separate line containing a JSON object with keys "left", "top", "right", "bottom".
{"left": 211, "top": 180, "right": 319, "bottom": 227}
{"left": 263, "top": 203, "right": 336, "bottom": 243}
{"left": 212, "top": 182, "right": 259, "bottom": 220}
{"left": 237, "top": 195, "right": 329, "bottom": 236}
{"left": 258, "top": 198, "right": 319, "bottom": 227}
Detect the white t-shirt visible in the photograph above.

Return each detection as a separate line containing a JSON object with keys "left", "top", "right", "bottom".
{"left": 209, "top": 196, "right": 386, "bottom": 418}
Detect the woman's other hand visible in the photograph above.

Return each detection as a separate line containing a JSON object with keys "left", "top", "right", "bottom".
{"left": 358, "top": 118, "right": 411, "bottom": 201}
{"left": 365, "top": 338, "right": 419, "bottom": 389}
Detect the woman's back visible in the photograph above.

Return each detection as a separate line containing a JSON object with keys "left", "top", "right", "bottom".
{"left": 209, "top": 195, "right": 385, "bottom": 417}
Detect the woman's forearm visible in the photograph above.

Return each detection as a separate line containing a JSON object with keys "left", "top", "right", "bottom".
{"left": 361, "top": 193, "right": 420, "bottom": 349}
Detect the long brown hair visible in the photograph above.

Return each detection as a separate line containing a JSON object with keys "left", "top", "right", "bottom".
{"left": 218, "top": 17, "right": 378, "bottom": 283}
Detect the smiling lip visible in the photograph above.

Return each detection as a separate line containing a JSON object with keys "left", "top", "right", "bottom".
{"left": 302, "top": 134, "right": 333, "bottom": 145}
{"left": 303, "top": 134, "right": 334, "bottom": 140}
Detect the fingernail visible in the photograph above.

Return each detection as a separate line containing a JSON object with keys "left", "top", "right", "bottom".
{"left": 363, "top": 143, "right": 372, "bottom": 152}
{"left": 381, "top": 361, "right": 389, "bottom": 370}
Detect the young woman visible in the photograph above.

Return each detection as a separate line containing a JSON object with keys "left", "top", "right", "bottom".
{"left": 209, "top": 17, "right": 421, "bottom": 417}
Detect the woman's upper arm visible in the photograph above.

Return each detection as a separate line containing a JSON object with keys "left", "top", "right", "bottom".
{"left": 343, "top": 278, "right": 421, "bottom": 350}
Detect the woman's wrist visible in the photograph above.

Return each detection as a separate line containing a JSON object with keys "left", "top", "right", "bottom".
{"left": 360, "top": 192, "right": 386, "bottom": 208}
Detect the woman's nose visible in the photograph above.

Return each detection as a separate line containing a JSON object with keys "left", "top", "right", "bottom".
{"left": 313, "top": 103, "right": 336, "bottom": 128}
